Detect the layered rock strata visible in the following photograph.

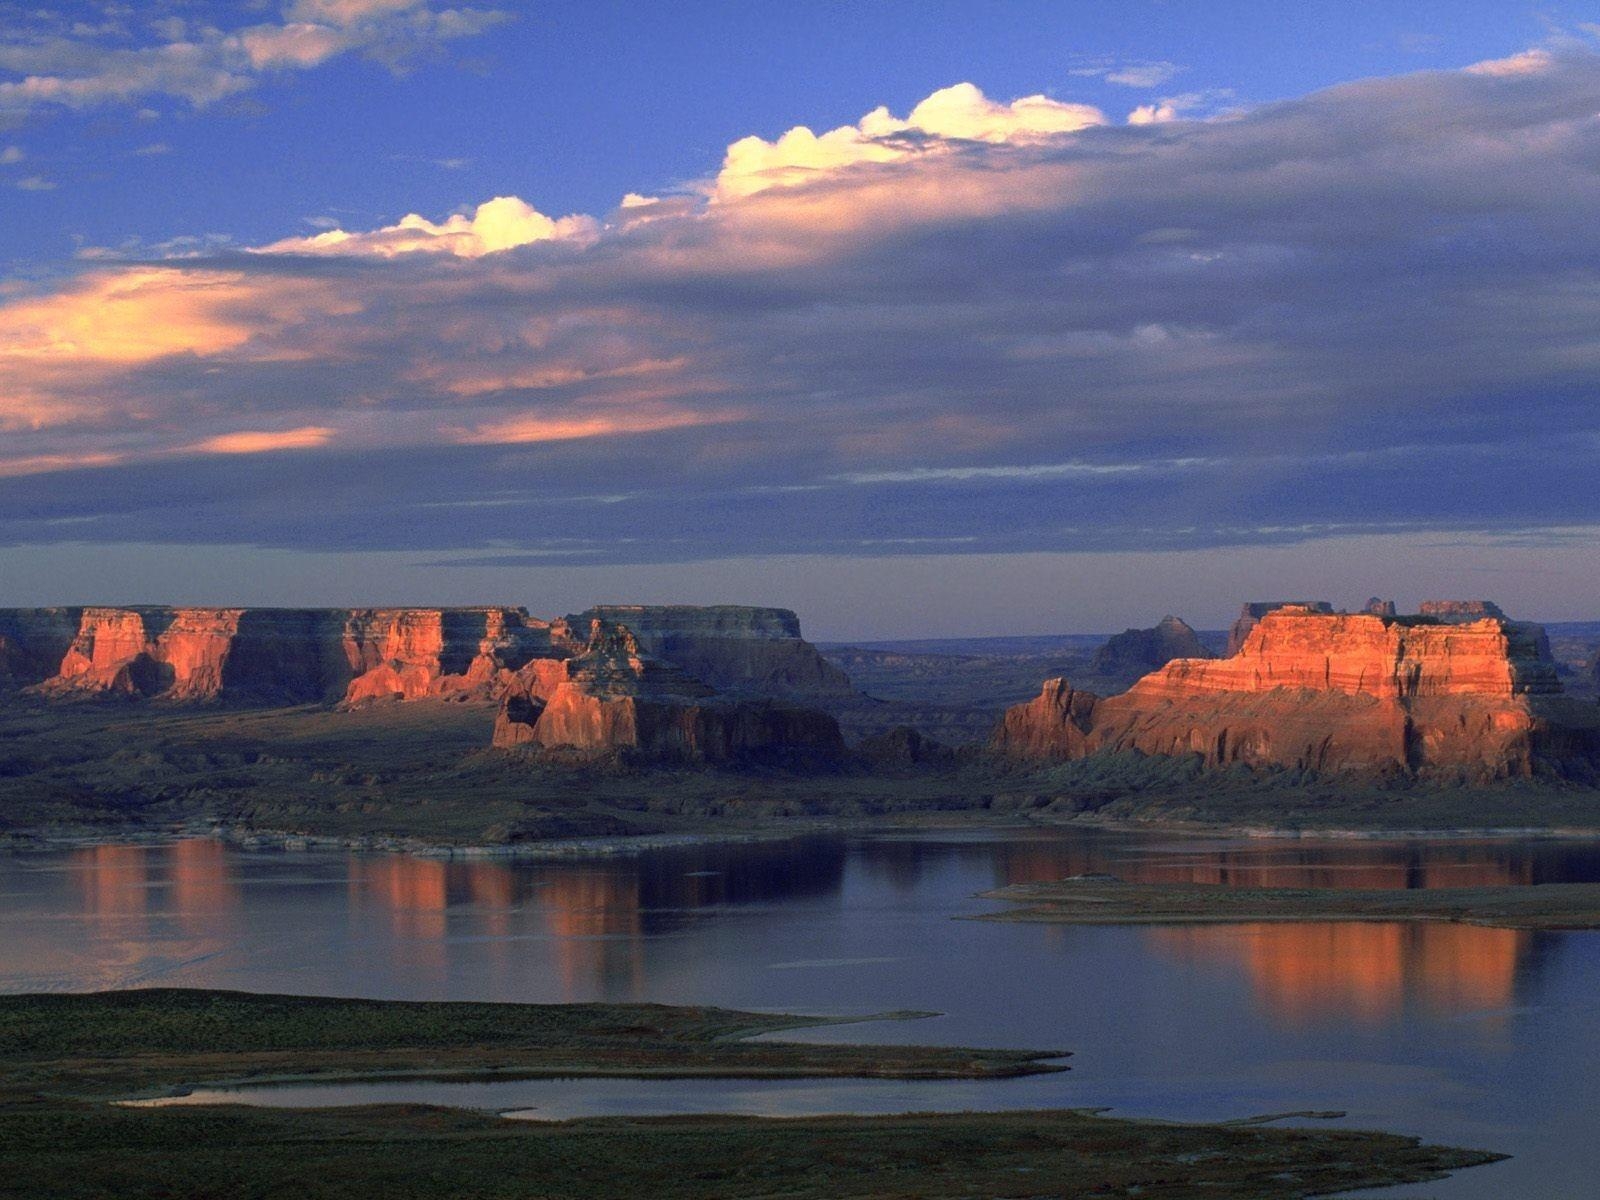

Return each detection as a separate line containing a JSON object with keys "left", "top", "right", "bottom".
{"left": 995, "top": 604, "right": 1600, "bottom": 779}
{"left": 2, "top": 604, "right": 847, "bottom": 711}
{"left": 1227, "top": 601, "right": 1335, "bottom": 656}
{"left": 494, "top": 623, "right": 843, "bottom": 763}
{"left": 569, "top": 605, "right": 854, "bottom": 697}
{"left": 13, "top": 607, "right": 576, "bottom": 705}
{"left": 340, "top": 608, "right": 574, "bottom": 704}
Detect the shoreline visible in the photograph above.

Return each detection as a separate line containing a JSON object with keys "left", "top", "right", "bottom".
{"left": 976, "top": 874, "right": 1600, "bottom": 930}
{"left": 9, "top": 807, "right": 1600, "bottom": 861}
{"left": 0, "top": 988, "right": 1503, "bottom": 1198}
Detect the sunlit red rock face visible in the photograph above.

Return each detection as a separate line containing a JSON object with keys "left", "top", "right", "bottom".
{"left": 494, "top": 623, "right": 844, "bottom": 764}
{"left": 3, "top": 603, "right": 849, "bottom": 713}
{"left": 995, "top": 604, "right": 1600, "bottom": 779}
{"left": 37, "top": 607, "right": 347, "bottom": 702}
{"left": 339, "top": 608, "right": 575, "bottom": 704}
{"left": 15, "top": 606, "right": 575, "bottom": 704}
{"left": 1226, "top": 601, "right": 1335, "bottom": 657}
{"left": 570, "top": 605, "right": 854, "bottom": 697}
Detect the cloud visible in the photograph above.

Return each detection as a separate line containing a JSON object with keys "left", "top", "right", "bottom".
{"left": 257, "top": 195, "right": 598, "bottom": 258}
{"left": 185, "top": 426, "right": 336, "bottom": 455}
{"left": 0, "top": 2, "right": 510, "bottom": 122}
{"left": 452, "top": 408, "right": 734, "bottom": 445}
{"left": 1070, "top": 58, "right": 1182, "bottom": 88}
{"left": 0, "top": 451, "right": 123, "bottom": 479}
{"left": 1128, "top": 91, "right": 1230, "bottom": 125}
{"left": 14, "top": 174, "right": 53, "bottom": 190}
{"left": 5, "top": 61, "right": 1600, "bottom": 569}
{"left": 714, "top": 82, "right": 1104, "bottom": 200}
{"left": 0, "top": 144, "right": 21, "bottom": 164}
{"left": 287, "top": 0, "right": 429, "bottom": 24}
{"left": 1465, "top": 49, "right": 1555, "bottom": 76}
{"left": 0, "top": 268, "right": 346, "bottom": 368}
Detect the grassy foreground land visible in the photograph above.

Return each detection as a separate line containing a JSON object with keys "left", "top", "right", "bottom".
{"left": 6, "top": 696, "right": 1600, "bottom": 847}
{"left": 0, "top": 989, "right": 1501, "bottom": 1199}
{"left": 980, "top": 875, "right": 1600, "bottom": 929}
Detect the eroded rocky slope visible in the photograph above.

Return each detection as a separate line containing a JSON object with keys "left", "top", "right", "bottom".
{"left": 493, "top": 623, "right": 844, "bottom": 763}
{"left": 569, "top": 605, "right": 854, "bottom": 697}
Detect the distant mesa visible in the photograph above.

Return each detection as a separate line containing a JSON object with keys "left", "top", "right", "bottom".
{"left": 1092, "top": 615, "right": 1213, "bottom": 676}
{"left": 1418, "top": 599, "right": 1507, "bottom": 623}
{"left": 493, "top": 621, "right": 844, "bottom": 764}
{"left": 996, "top": 601, "right": 1600, "bottom": 780}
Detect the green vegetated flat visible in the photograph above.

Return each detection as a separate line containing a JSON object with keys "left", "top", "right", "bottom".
{"left": 0, "top": 989, "right": 1060, "bottom": 1093}
{"left": 981, "top": 875, "right": 1600, "bottom": 929}
{"left": 0, "top": 989, "right": 1501, "bottom": 1200}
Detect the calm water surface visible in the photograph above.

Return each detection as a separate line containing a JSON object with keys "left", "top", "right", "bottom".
{"left": 8, "top": 829, "right": 1600, "bottom": 1197}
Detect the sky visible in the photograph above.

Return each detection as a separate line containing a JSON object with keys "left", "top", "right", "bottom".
{"left": 4, "top": 1, "right": 1600, "bottom": 638}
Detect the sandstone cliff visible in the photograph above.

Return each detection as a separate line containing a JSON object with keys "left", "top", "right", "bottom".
{"left": 995, "top": 603, "right": 1600, "bottom": 780}
{"left": 35, "top": 607, "right": 348, "bottom": 702}
{"left": 1092, "top": 615, "right": 1213, "bottom": 676}
{"left": 17, "top": 606, "right": 569, "bottom": 705}
{"left": 1227, "top": 601, "right": 1334, "bottom": 656}
{"left": 340, "top": 608, "right": 574, "bottom": 704}
{"left": 3, "top": 603, "right": 847, "bottom": 710}
{"left": 570, "top": 605, "right": 853, "bottom": 697}
{"left": 494, "top": 622, "right": 844, "bottom": 764}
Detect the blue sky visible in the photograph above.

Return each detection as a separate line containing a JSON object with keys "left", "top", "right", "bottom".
{"left": 4, "top": 2, "right": 1600, "bottom": 636}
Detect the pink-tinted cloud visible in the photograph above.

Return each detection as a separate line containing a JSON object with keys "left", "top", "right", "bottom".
{"left": 451, "top": 407, "right": 735, "bottom": 446}
{"left": 185, "top": 426, "right": 337, "bottom": 455}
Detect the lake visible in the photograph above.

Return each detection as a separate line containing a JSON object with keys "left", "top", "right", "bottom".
{"left": 8, "top": 828, "right": 1600, "bottom": 1197}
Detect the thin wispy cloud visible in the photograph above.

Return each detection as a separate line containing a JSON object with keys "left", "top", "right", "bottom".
{"left": 1069, "top": 57, "right": 1182, "bottom": 88}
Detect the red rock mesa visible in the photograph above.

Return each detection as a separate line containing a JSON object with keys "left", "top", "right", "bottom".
{"left": 0, "top": 604, "right": 846, "bottom": 712}
{"left": 995, "top": 602, "right": 1600, "bottom": 779}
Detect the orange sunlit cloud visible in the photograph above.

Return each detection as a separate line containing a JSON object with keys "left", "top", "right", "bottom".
{"left": 452, "top": 406, "right": 734, "bottom": 445}
{"left": 0, "top": 269, "right": 267, "bottom": 364}
{"left": 184, "top": 426, "right": 338, "bottom": 455}
{"left": 0, "top": 451, "right": 125, "bottom": 478}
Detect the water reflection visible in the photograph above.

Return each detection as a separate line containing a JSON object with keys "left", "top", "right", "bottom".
{"left": 23, "top": 833, "right": 1595, "bottom": 1010}
{"left": 327, "top": 840, "right": 850, "bottom": 999}
{"left": 1148, "top": 922, "right": 1533, "bottom": 1026}
{"left": 11, "top": 830, "right": 1599, "bottom": 1198}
